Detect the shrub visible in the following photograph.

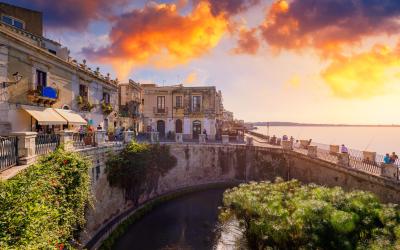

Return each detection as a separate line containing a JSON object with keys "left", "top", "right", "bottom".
{"left": 220, "top": 179, "right": 400, "bottom": 250}
{"left": 106, "top": 141, "right": 177, "bottom": 205}
{"left": 0, "top": 148, "right": 91, "bottom": 249}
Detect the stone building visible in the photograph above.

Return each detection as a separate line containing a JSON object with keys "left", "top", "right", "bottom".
{"left": 141, "top": 84, "right": 224, "bottom": 140}
{"left": 0, "top": 3, "right": 118, "bottom": 134}
{"left": 118, "top": 79, "right": 143, "bottom": 132}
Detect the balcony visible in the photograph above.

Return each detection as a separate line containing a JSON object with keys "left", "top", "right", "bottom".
{"left": 153, "top": 107, "right": 168, "bottom": 116}
{"left": 27, "top": 86, "right": 58, "bottom": 106}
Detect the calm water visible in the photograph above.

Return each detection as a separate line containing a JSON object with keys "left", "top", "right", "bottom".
{"left": 113, "top": 188, "right": 226, "bottom": 250}
{"left": 256, "top": 126, "right": 400, "bottom": 154}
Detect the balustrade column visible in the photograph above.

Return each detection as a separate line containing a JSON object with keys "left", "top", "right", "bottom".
{"left": 94, "top": 130, "right": 106, "bottom": 146}
{"left": 56, "top": 130, "right": 74, "bottom": 151}
{"left": 10, "top": 132, "right": 37, "bottom": 165}
{"left": 307, "top": 145, "right": 318, "bottom": 158}
{"left": 175, "top": 133, "right": 183, "bottom": 143}
{"left": 123, "top": 131, "right": 134, "bottom": 144}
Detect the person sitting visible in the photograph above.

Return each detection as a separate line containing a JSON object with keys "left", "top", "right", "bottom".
{"left": 384, "top": 153, "right": 391, "bottom": 164}
{"left": 282, "top": 135, "right": 288, "bottom": 141}
{"left": 390, "top": 152, "right": 399, "bottom": 164}
{"left": 341, "top": 144, "right": 348, "bottom": 154}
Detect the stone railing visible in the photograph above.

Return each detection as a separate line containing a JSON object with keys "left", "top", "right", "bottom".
{"left": 246, "top": 132, "right": 400, "bottom": 181}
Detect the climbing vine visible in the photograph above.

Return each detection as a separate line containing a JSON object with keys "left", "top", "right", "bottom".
{"left": 220, "top": 178, "right": 400, "bottom": 250}
{"left": 0, "top": 147, "right": 91, "bottom": 249}
{"left": 106, "top": 141, "right": 177, "bottom": 205}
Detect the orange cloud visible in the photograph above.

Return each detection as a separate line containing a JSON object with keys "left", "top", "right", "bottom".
{"left": 185, "top": 71, "right": 198, "bottom": 84}
{"left": 83, "top": 1, "right": 228, "bottom": 80}
{"left": 322, "top": 44, "right": 400, "bottom": 98}
{"left": 232, "top": 27, "right": 260, "bottom": 55}
{"left": 260, "top": 0, "right": 400, "bottom": 56}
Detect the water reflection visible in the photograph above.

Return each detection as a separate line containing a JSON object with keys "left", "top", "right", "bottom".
{"left": 113, "top": 188, "right": 226, "bottom": 250}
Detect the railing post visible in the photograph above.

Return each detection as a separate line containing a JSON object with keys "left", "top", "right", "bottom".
{"left": 56, "top": 130, "right": 74, "bottom": 151}
{"left": 329, "top": 145, "right": 339, "bottom": 154}
{"left": 222, "top": 135, "right": 229, "bottom": 144}
{"left": 10, "top": 132, "right": 37, "bottom": 165}
{"left": 381, "top": 164, "right": 398, "bottom": 180}
{"left": 307, "top": 145, "right": 318, "bottom": 158}
{"left": 337, "top": 153, "right": 350, "bottom": 167}
{"left": 199, "top": 134, "right": 206, "bottom": 144}
{"left": 362, "top": 151, "right": 376, "bottom": 165}
{"left": 123, "top": 131, "right": 134, "bottom": 144}
{"left": 175, "top": 133, "right": 183, "bottom": 143}
{"left": 94, "top": 130, "right": 106, "bottom": 146}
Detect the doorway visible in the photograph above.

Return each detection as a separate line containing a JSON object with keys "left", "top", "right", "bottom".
{"left": 192, "top": 120, "right": 201, "bottom": 139}
{"left": 157, "top": 120, "right": 166, "bottom": 138}
{"left": 175, "top": 119, "right": 183, "bottom": 133}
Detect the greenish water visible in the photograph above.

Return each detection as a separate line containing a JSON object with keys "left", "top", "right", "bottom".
{"left": 112, "top": 188, "right": 226, "bottom": 250}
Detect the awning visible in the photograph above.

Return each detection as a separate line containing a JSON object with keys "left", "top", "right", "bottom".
{"left": 54, "top": 108, "right": 87, "bottom": 126}
{"left": 21, "top": 105, "right": 67, "bottom": 125}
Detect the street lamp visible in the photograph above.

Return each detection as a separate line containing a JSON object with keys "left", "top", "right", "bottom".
{"left": 2, "top": 72, "right": 23, "bottom": 88}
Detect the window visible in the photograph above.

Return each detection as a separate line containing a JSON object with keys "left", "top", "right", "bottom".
{"left": 175, "top": 96, "right": 182, "bottom": 108}
{"left": 157, "top": 96, "right": 165, "bottom": 110}
{"left": 48, "top": 49, "right": 57, "bottom": 55}
{"left": 192, "top": 96, "right": 201, "bottom": 112}
{"left": 1, "top": 15, "right": 25, "bottom": 29}
{"left": 36, "top": 70, "right": 47, "bottom": 89}
{"left": 103, "top": 92, "right": 110, "bottom": 104}
{"left": 79, "top": 84, "right": 88, "bottom": 99}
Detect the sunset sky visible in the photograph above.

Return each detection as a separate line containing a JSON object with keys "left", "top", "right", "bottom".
{"left": 7, "top": 0, "right": 400, "bottom": 124}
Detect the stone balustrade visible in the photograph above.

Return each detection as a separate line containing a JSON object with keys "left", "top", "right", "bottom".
{"left": 150, "top": 132, "right": 159, "bottom": 143}
{"left": 123, "top": 131, "right": 135, "bottom": 144}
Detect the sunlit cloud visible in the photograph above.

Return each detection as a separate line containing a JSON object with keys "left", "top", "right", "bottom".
{"left": 322, "top": 44, "right": 400, "bottom": 98}
{"left": 231, "top": 27, "right": 260, "bottom": 55}
{"left": 83, "top": 1, "right": 228, "bottom": 80}
{"left": 185, "top": 71, "right": 198, "bottom": 84}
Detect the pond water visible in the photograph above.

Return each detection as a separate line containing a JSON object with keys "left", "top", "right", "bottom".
{"left": 112, "top": 188, "right": 227, "bottom": 250}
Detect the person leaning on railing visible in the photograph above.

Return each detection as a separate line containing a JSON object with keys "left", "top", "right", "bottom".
{"left": 341, "top": 144, "right": 348, "bottom": 154}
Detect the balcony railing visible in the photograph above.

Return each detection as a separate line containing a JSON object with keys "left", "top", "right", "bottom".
{"left": 35, "top": 134, "right": 60, "bottom": 156}
{"left": 27, "top": 86, "right": 59, "bottom": 105}
{"left": 153, "top": 107, "right": 168, "bottom": 114}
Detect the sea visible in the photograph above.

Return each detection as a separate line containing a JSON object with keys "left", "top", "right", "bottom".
{"left": 256, "top": 126, "right": 400, "bottom": 155}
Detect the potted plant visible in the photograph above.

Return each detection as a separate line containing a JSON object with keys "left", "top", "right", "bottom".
{"left": 101, "top": 102, "right": 113, "bottom": 115}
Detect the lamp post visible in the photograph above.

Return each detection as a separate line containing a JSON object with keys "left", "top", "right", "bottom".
{"left": 2, "top": 72, "right": 23, "bottom": 88}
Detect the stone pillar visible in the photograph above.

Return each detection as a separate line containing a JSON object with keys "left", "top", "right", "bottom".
{"left": 246, "top": 137, "right": 254, "bottom": 146}
{"left": 300, "top": 140, "right": 309, "bottom": 149}
{"left": 199, "top": 134, "right": 206, "bottom": 144}
{"left": 10, "top": 132, "right": 37, "bottom": 165}
{"left": 307, "top": 145, "right": 318, "bottom": 158}
{"left": 150, "top": 132, "right": 159, "bottom": 143}
{"left": 381, "top": 164, "right": 398, "bottom": 180}
{"left": 123, "top": 131, "right": 134, "bottom": 144}
{"left": 175, "top": 133, "right": 183, "bottom": 143}
{"left": 337, "top": 153, "right": 350, "bottom": 167}
{"left": 282, "top": 140, "right": 293, "bottom": 150}
{"left": 94, "top": 130, "right": 106, "bottom": 146}
{"left": 57, "top": 130, "right": 74, "bottom": 151}
{"left": 222, "top": 135, "right": 229, "bottom": 144}
{"left": 363, "top": 151, "right": 376, "bottom": 164}
{"left": 330, "top": 145, "right": 339, "bottom": 155}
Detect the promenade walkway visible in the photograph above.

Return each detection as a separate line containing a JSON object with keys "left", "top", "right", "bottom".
{"left": 245, "top": 132, "right": 399, "bottom": 179}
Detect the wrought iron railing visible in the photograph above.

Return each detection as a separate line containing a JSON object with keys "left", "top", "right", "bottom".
{"left": 0, "top": 136, "right": 18, "bottom": 172}
{"left": 35, "top": 134, "right": 60, "bottom": 156}
{"left": 72, "top": 133, "right": 94, "bottom": 148}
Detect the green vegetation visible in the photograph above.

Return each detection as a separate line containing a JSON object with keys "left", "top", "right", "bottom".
{"left": 106, "top": 141, "right": 177, "bottom": 205}
{"left": 220, "top": 179, "right": 400, "bottom": 250}
{"left": 0, "top": 148, "right": 91, "bottom": 249}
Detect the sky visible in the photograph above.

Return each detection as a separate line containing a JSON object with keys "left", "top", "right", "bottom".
{"left": 7, "top": 0, "right": 400, "bottom": 124}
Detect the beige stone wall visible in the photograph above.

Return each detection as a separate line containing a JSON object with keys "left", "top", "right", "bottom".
{"left": 83, "top": 144, "right": 400, "bottom": 247}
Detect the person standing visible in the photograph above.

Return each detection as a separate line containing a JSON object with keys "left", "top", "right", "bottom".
{"left": 384, "top": 153, "right": 391, "bottom": 164}
{"left": 341, "top": 144, "right": 348, "bottom": 154}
